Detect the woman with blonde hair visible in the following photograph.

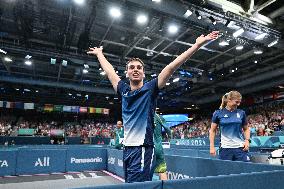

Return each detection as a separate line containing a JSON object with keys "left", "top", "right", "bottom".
{"left": 209, "top": 91, "right": 251, "bottom": 161}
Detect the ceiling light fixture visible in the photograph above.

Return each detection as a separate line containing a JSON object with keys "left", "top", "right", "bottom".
{"left": 195, "top": 10, "right": 201, "bottom": 20}
{"left": 0, "top": 49, "right": 7, "bottom": 54}
{"left": 209, "top": 16, "right": 216, "bottom": 25}
{"left": 236, "top": 45, "right": 243, "bottom": 50}
{"left": 268, "top": 39, "right": 278, "bottom": 47}
{"left": 73, "top": 0, "right": 85, "bottom": 6}
{"left": 25, "top": 55, "right": 32, "bottom": 59}
{"left": 184, "top": 10, "right": 192, "bottom": 18}
{"left": 255, "top": 33, "right": 267, "bottom": 40}
{"left": 233, "top": 28, "right": 244, "bottom": 38}
{"left": 173, "top": 78, "right": 180, "bottom": 82}
{"left": 109, "top": 7, "right": 121, "bottom": 18}
{"left": 254, "top": 49, "right": 263, "bottom": 55}
{"left": 136, "top": 14, "right": 148, "bottom": 24}
{"left": 4, "top": 57, "right": 12, "bottom": 62}
{"left": 25, "top": 60, "right": 32, "bottom": 65}
{"left": 219, "top": 40, "right": 229, "bottom": 46}
{"left": 168, "top": 24, "right": 178, "bottom": 34}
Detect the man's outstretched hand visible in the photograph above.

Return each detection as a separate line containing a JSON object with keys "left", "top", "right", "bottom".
{"left": 87, "top": 46, "right": 103, "bottom": 56}
{"left": 196, "top": 31, "right": 219, "bottom": 46}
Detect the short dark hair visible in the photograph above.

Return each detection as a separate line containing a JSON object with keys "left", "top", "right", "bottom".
{"left": 125, "top": 58, "right": 145, "bottom": 71}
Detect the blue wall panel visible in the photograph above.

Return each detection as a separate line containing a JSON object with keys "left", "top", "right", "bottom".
{"left": 107, "top": 149, "right": 124, "bottom": 178}
{"left": 0, "top": 149, "right": 17, "bottom": 176}
{"left": 16, "top": 149, "right": 66, "bottom": 175}
{"left": 66, "top": 148, "right": 106, "bottom": 172}
{"left": 163, "top": 170, "right": 284, "bottom": 189}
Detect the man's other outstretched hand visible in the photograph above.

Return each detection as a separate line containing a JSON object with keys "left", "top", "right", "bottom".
{"left": 87, "top": 46, "right": 103, "bottom": 56}
{"left": 196, "top": 31, "right": 219, "bottom": 46}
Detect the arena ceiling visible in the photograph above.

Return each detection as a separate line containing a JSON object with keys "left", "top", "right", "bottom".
{"left": 0, "top": 0, "right": 283, "bottom": 112}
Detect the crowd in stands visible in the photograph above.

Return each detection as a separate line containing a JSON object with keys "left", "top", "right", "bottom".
{"left": 247, "top": 103, "right": 284, "bottom": 136}
{"left": 171, "top": 118, "right": 211, "bottom": 139}
{"left": 1, "top": 101, "right": 284, "bottom": 140}
{"left": 0, "top": 110, "right": 116, "bottom": 141}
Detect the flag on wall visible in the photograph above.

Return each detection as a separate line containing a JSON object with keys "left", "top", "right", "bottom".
{"left": 24, "top": 103, "right": 34, "bottom": 110}
{"left": 63, "top": 105, "right": 72, "bottom": 112}
{"left": 89, "top": 107, "right": 95, "bottom": 113}
{"left": 103, "top": 109, "right": 109, "bottom": 115}
{"left": 44, "top": 104, "right": 54, "bottom": 112}
{"left": 54, "top": 105, "right": 63, "bottom": 112}
{"left": 79, "top": 107, "right": 88, "bottom": 113}
{"left": 95, "top": 108, "right": 102, "bottom": 114}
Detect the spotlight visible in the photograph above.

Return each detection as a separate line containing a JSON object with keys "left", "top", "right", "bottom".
{"left": 195, "top": 11, "right": 201, "bottom": 20}
{"left": 168, "top": 24, "right": 178, "bottom": 34}
{"left": 173, "top": 78, "right": 180, "bottom": 82}
{"left": 225, "top": 19, "right": 231, "bottom": 27}
{"left": 255, "top": 33, "right": 267, "bottom": 40}
{"left": 25, "top": 55, "right": 32, "bottom": 59}
{"left": 62, "top": 60, "right": 67, "bottom": 66}
{"left": 0, "top": 49, "right": 7, "bottom": 54}
{"left": 209, "top": 16, "right": 216, "bottom": 25}
{"left": 233, "top": 28, "right": 244, "bottom": 38}
{"left": 109, "top": 7, "right": 121, "bottom": 18}
{"left": 268, "top": 39, "right": 278, "bottom": 47}
{"left": 4, "top": 57, "right": 12, "bottom": 62}
{"left": 236, "top": 45, "right": 243, "bottom": 50}
{"left": 219, "top": 40, "right": 229, "bottom": 46}
{"left": 184, "top": 10, "right": 192, "bottom": 18}
{"left": 50, "top": 58, "right": 56, "bottom": 65}
{"left": 136, "top": 14, "right": 148, "bottom": 25}
{"left": 83, "top": 64, "right": 89, "bottom": 69}
{"left": 73, "top": 0, "right": 85, "bottom": 6}
{"left": 254, "top": 49, "right": 263, "bottom": 55}
{"left": 25, "top": 60, "right": 32, "bottom": 65}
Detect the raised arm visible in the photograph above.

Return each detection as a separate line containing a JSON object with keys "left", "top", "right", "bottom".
{"left": 87, "top": 46, "right": 121, "bottom": 92}
{"left": 157, "top": 31, "right": 219, "bottom": 89}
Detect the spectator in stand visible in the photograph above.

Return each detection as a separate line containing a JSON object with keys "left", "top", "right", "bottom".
{"left": 280, "top": 119, "right": 284, "bottom": 131}
{"left": 114, "top": 120, "right": 124, "bottom": 149}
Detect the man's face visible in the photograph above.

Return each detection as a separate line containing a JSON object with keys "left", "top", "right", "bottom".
{"left": 117, "top": 121, "right": 123, "bottom": 129}
{"left": 126, "top": 61, "right": 145, "bottom": 82}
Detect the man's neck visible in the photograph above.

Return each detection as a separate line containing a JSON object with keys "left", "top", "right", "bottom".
{"left": 130, "top": 81, "right": 143, "bottom": 91}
